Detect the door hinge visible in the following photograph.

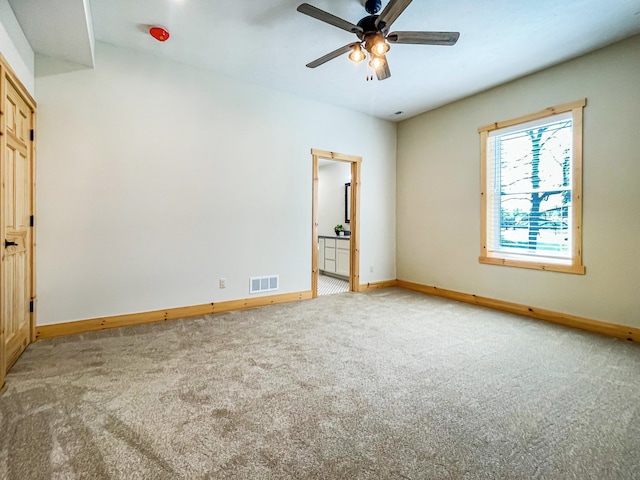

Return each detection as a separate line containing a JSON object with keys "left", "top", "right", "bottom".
{"left": 30, "top": 129, "right": 34, "bottom": 141}
{"left": 29, "top": 300, "right": 34, "bottom": 313}
{"left": 29, "top": 215, "right": 34, "bottom": 227}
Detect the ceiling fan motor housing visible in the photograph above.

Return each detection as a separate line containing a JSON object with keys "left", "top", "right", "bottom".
{"left": 356, "top": 15, "right": 379, "bottom": 39}
{"left": 364, "top": 0, "right": 382, "bottom": 15}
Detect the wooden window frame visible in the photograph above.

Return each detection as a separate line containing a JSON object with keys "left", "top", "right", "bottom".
{"left": 478, "top": 99, "right": 586, "bottom": 274}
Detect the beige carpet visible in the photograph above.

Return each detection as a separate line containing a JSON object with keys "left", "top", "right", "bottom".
{"left": 1, "top": 288, "right": 639, "bottom": 479}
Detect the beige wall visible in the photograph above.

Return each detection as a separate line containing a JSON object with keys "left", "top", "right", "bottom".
{"left": 397, "top": 35, "right": 640, "bottom": 327}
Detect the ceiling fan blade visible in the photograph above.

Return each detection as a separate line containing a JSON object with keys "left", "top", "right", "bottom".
{"left": 375, "top": 0, "right": 413, "bottom": 33}
{"left": 306, "top": 42, "right": 361, "bottom": 68}
{"left": 376, "top": 57, "right": 391, "bottom": 80}
{"left": 387, "top": 31, "right": 460, "bottom": 46}
{"left": 297, "top": 3, "right": 363, "bottom": 35}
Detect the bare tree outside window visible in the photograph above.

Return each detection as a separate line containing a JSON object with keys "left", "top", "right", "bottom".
{"left": 496, "top": 119, "right": 572, "bottom": 255}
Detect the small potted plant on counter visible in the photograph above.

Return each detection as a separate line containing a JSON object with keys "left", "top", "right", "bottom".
{"left": 334, "top": 224, "right": 344, "bottom": 236}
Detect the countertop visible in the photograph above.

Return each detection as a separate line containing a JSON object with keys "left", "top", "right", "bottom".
{"left": 318, "top": 235, "right": 351, "bottom": 240}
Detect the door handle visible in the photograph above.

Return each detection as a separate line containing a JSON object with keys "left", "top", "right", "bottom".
{"left": 4, "top": 240, "right": 18, "bottom": 248}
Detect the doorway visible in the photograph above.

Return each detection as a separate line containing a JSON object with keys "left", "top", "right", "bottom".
{"left": 0, "top": 55, "right": 36, "bottom": 390}
{"left": 311, "top": 149, "right": 361, "bottom": 298}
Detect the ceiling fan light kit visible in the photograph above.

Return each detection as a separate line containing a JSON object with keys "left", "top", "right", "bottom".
{"left": 297, "top": 0, "right": 460, "bottom": 81}
{"left": 366, "top": 34, "right": 390, "bottom": 57}
{"left": 348, "top": 44, "right": 366, "bottom": 63}
{"left": 368, "top": 55, "right": 386, "bottom": 70}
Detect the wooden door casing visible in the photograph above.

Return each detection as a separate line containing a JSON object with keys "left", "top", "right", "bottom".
{"left": 311, "top": 150, "right": 361, "bottom": 297}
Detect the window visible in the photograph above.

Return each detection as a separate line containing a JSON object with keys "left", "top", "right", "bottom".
{"left": 479, "top": 99, "right": 586, "bottom": 274}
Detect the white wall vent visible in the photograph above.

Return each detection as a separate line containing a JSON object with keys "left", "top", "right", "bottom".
{"left": 250, "top": 275, "right": 279, "bottom": 294}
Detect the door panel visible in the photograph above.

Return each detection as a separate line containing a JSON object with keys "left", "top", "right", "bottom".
{"left": 1, "top": 76, "right": 34, "bottom": 377}
{"left": 336, "top": 249, "right": 350, "bottom": 277}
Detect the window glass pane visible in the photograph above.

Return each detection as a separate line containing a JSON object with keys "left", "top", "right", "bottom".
{"left": 489, "top": 115, "right": 573, "bottom": 259}
{"left": 498, "top": 192, "right": 569, "bottom": 256}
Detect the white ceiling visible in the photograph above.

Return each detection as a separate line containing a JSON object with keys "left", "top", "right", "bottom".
{"left": 8, "top": 0, "right": 94, "bottom": 67}
{"left": 9, "top": 0, "right": 640, "bottom": 121}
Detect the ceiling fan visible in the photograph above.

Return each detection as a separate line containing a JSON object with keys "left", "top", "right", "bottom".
{"left": 297, "top": 0, "right": 460, "bottom": 80}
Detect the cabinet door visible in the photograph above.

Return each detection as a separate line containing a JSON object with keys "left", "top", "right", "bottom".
{"left": 318, "top": 238, "right": 325, "bottom": 270}
{"left": 324, "top": 259, "right": 336, "bottom": 273}
{"left": 336, "top": 249, "right": 350, "bottom": 276}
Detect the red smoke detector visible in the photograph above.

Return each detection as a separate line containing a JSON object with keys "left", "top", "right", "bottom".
{"left": 149, "top": 26, "right": 170, "bottom": 42}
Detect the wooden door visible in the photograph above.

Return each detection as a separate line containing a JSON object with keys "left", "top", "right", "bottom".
{"left": 1, "top": 69, "right": 34, "bottom": 384}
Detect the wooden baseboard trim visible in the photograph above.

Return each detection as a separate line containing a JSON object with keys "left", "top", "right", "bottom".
{"left": 36, "top": 280, "right": 636, "bottom": 344}
{"left": 358, "top": 280, "right": 399, "bottom": 292}
{"left": 36, "top": 290, "right": 313, "bottom": 340}
{"left": 397, "top": 280, "right": 638, "bottom": 343}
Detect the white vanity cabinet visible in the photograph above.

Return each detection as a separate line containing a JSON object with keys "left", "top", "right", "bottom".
{"left": 319, "top": 236, "right": 350, "bottom": 278}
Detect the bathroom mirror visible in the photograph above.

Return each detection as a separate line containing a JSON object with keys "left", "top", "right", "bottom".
{"left": 345, "top": 182, "right": 351, "bottom": 224}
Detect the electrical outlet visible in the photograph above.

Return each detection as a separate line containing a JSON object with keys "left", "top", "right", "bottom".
{"left": 219, "top": 278, "right": 226, "bottom": 289}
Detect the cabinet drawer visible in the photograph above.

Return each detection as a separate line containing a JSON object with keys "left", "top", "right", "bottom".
{"left": 336, "top": 239, "right": 350, "bottom": 250}
{"left": 325, "top": 238, "right": 336, "bottom": 247}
